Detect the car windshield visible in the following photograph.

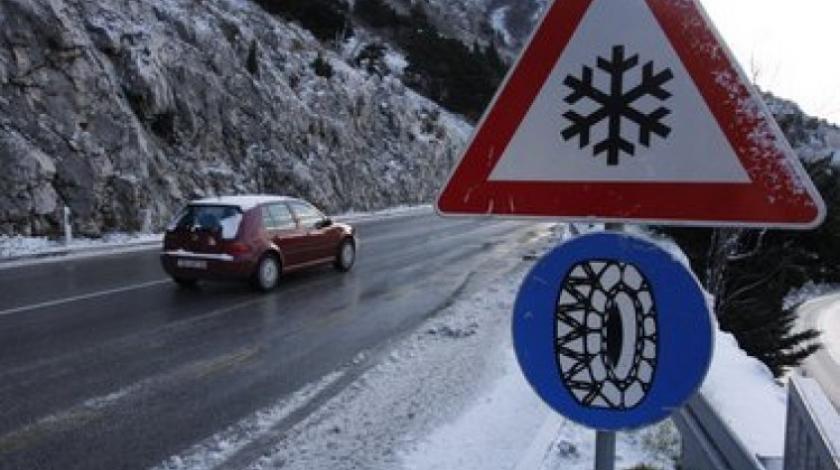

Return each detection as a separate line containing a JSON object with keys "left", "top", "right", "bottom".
{"left": 172, "top": 205, "right": 243, "bottom": 239}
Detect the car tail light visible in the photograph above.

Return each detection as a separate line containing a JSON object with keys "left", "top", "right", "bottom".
{"left": 226, "top": 242, "right": 250, "bottom": 256}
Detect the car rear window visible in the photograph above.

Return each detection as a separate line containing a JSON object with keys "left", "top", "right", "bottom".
{"left": 171, "top": 205, "right": 243, "bottom": 239}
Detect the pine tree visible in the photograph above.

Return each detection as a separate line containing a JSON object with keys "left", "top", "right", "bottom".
{"left": 660, "top": 156, "right": 838, "bottom": 377}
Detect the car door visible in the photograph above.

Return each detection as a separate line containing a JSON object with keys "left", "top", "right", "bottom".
{"left": 261, "top": 203, "right": 307, "bottom": 267}
{"left": 289, "top": 201, "right": 339, "bottom": 262}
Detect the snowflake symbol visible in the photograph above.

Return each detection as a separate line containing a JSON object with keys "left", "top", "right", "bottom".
{"left": 561, "top": 45, "right": 674, "bottom": 166}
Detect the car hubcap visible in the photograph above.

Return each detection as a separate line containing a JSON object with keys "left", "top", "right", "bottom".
{"left": 261, "top": 259, "right": 278, "bottom": 287}
{"left": 341, "top": 243, "right": 355, "bottom": 268}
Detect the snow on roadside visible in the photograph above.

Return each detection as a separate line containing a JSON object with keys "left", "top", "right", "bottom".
{"left": 335, "top": 204, "right": 432, "bottom": 223}
{"left": 401, "top": 334, "right": 679, "bottom": 470}
{"left": 784, "top": 281, "right": 840, "bottom": 309}
{"left": 0, "top": 232, "right": 162, "bottom": 260}
{"left": 702, "top": 331, "right": 788, "bottom": 458}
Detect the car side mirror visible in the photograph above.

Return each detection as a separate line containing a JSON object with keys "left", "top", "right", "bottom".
{"left": 317, "top": 218, "right": 333, "bottom": 229}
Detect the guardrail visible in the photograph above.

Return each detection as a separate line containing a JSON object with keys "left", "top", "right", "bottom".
{"left": 784, "top": 376, "right": 840, "bottom": 470}
{"left": 675, "top": 377, "right": 840, "bottom": 470}
{"left": 673, "top": 394, "right": 767, "bottom": 470}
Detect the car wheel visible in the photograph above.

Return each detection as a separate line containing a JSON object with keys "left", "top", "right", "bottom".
{"left": 335, "top": 238, "right": 356, "bottom": 272}
{"left": 172, "top": 277, "right": 198, "bottom": 288}
{"left": 253, "top": 254, "right": 281, "bottom": 292}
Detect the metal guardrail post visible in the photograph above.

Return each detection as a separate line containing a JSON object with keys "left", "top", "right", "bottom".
{"left": 63, "top": 205, "right": 73, "bottom": 245}
{"left": 784, "top": 376, "right": 840, "bottom": 470}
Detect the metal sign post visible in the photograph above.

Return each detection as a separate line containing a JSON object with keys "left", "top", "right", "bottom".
{"left": 592, "top": 223, "right": 624, "bottom": 470}
{"left": 595, "top": 430, "right": 616, "bottom": 470}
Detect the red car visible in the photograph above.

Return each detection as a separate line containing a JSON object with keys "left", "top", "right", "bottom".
{"left": 161, "top": 195, "right": 356, "bottom": 291}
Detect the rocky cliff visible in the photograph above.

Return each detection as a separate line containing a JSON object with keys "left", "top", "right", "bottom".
{"left": 0, "top": 0, "right": 469, "bottom": 236}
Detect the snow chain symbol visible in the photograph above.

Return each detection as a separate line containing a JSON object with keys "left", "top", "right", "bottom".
{"left": 555, "top": 260, "right": 658, "bottom": 410}
{"left": 561, "top": 45, "right": 674, "bottom": 166}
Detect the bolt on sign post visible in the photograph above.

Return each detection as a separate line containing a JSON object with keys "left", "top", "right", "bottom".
{"left": 434, "top": 0, "right": 826, "bottom": 468}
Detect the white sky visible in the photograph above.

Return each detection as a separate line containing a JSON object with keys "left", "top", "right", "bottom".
{"left": 700, "top": 0, "right": 840, "bottom": 125}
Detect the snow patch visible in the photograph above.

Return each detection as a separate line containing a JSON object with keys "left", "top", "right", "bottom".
{"left": 785, "top": 281, "right": 840, "bottom": 310}
{"left": 0, "top": 233, "right": 162, "bottom": 260}
{"left": 490, "top": 7, "right": 513, "bottom": 45}
{"left": 385, "top": 50, "right": 408, "bottom": 76}
{"left": 702, "top": 331, "right": 788, "bottom": 458}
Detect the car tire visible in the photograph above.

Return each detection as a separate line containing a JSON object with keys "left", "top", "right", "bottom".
{"left": 253, "top": 254, "right": 281, "bottom": 292}
{"left": 172, "top": 277, "right": 198, "bottom": 288}
{"left": 334, "top": 238, "right": 356, "bottom": 272}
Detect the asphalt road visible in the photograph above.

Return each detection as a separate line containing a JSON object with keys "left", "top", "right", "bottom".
{"left": 797, "top": 294, "right": 840, "bottom": 411}
{"left": 0, "top": 213, "right": 543, "bottom": 470}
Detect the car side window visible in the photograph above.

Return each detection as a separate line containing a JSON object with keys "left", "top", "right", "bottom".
{"left": 290, "top": 201, "right": 325, "bottom": 228}
{"left": 262, "top": 204, "right": 296, "bottom": 230}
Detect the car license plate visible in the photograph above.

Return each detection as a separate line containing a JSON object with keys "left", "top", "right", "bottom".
{"left": 177, "top": 259, "right": 207, "bottom": 270}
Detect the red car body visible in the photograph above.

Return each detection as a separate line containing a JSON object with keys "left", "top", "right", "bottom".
{"left": 160, "top": 196, "right": 355, "bottom": 290}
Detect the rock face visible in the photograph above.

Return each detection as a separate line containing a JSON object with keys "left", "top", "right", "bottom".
{"left": 0, "top": 0, "right": 469, "bottom": 236}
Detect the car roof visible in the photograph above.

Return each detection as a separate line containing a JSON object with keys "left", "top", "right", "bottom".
{"left": 190, "top": 195, "right": 300, "bottom": 211}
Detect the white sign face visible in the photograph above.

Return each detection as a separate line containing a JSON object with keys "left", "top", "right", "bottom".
{"left": 489, "top": 0, "right": 749, "bottom": 183}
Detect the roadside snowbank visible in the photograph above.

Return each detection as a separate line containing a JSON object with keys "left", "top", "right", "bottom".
{"left": 785, "top": 281, "right": 840, "bottom": 309}
{"left": 0, "top": 233, "right": 162, "bottom": 260}
{"left": 702, "top": 331, "right": 788, "bottom": 458}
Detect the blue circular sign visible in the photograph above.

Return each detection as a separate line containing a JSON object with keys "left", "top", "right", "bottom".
{"left": 513, "top": 232, "right": 713, "bottom": 431}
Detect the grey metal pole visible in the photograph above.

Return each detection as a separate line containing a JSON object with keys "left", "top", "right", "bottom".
{"left": 595, "top": 220, "right": 623, "bottom": 470}
{"left": 595, "top": 431, "right": 616, "bottom": 470}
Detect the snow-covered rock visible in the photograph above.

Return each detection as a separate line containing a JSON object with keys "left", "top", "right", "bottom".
{"left": 765, "top": 93, "right": 840, "bottom": 164}
{"left": 0, "top": 0, "right": 469, "bottom": 236}
{"left": 392, "top": 0, "right": 544, "bottom": 59}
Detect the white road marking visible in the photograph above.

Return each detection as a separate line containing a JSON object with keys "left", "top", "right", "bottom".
{"left": 0, "top": 279, "right": 171, "bottom": 317}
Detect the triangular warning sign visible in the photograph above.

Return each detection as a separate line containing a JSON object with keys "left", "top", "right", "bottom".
{"left": 436, "top": 0, "right": 825, "bottom": 228}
